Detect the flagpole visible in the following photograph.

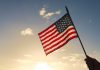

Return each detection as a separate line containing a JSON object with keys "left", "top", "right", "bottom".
{"left": 65, "top": 6, "right": 88, "bottom": 57}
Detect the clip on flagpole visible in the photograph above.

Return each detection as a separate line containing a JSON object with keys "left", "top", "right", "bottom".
{"left": 65, "top": 6, "right": 88, "bottom": 58}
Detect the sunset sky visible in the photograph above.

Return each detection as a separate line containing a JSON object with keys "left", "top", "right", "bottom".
{"left": 0, "top": 0, "right": 100, "bottom": 70}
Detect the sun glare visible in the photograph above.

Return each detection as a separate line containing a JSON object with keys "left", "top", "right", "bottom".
{"left": 34, "top": 62, "right": 52, "bottom": 70}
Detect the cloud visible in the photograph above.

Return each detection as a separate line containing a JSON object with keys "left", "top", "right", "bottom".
{"left": 24, "top": 54, "right": 32, "bottom": 58}
{"left": 44, "top": 11, "right": 61, "bottom": 19}
{"left": 39, "top": 7, "right": 61, "bottom": 19}
{"left": 40, "top": 8, "right": 46, "bottom": 16}
{"left": 61, "top": 53, "right": 88, "bottom": 69}
{"left": 14, "top": 59, "right": 32, "bottom": 63}
{"left": 21, "top": 28, "right": 33, "bottom": 36}
{"left": 14, "top": 54, "right": 33, "bottom": 64}
{"left": 51, "top": 61, "right": 68, "bottom": 67}
{"left": 62, "top": 56, "right": 68, "bottom": 60}
{"left": 62, "top": 54, "right": 84, "bottom": 62}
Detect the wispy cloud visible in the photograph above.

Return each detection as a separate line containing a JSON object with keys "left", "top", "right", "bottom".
{"left": 14, "top": 59, "right": 32, "bottom": 63}
{"left": 21, "top": 28, "right": 33, "bottom": 36}
{"left": 44, "top": 11, "right": 61, "bottom": 19}
{"left": 61, "top": 53, "right": 87, "bottom": 69}
{"left": 39, "top": 7, "right": 61, "bottom": 19}
{"left": 14, "top": 54, "right": 33, "bottom": 64}
{"left": 24, "top": 54, "right": 32, "bottom": 58}
{"left": 62, "top": 54, "right": 83, "bottom": 62}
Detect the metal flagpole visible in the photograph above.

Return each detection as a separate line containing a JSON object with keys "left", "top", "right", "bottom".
{"left": 65, "top": 6, "right": 88, "bottom": 57}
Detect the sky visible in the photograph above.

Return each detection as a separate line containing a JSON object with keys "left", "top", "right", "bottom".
{"left": 0, "top": 0, "right": 100, "bottom": 70}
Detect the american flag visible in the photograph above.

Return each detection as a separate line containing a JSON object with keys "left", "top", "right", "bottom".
{"left": 38, "top": 13, "right": 78, "bottom": 55}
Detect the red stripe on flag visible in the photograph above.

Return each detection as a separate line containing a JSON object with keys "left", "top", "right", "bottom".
{"left": 40, "top": 27, "right": 56, "bottom": 38}
{"left": 44, "top": 33, "right": 77, "bottom": 51}
{"left": 46, "top": 35, "right": 77, "bottom": 55}
{"left": 38, "top": 24, "right": 55, "bottom": 36}
{"left": 42, "top": 27, "right": 76, "bottom": 45}
{"left": 43, "top": 28, "right": 76, "bottom": 48}
{"left": 41, "top": 29, "right": 58, "bottom": 41}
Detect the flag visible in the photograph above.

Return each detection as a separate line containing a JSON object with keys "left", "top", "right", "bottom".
{"left": 38, "top": 13, "right": 78, "bottom": 55}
